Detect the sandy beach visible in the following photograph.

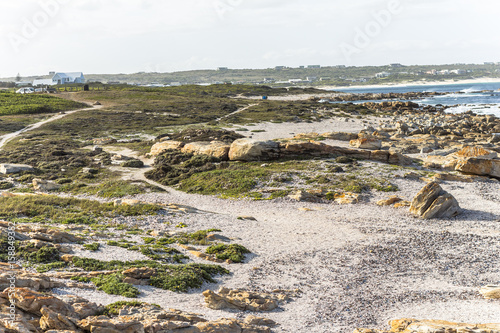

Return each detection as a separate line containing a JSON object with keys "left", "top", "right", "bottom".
{"left": 320, "top": 77, "right": 500, "bottom": 91}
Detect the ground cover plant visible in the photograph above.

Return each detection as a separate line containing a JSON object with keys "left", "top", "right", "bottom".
{"left": 0, "top": 91, "right": 87, "bottom": 115}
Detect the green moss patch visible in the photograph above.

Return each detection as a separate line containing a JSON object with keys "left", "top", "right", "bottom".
{"left": 206, "top": 244, "right": 251, "bottom": 263}
{"left": 92, "top": 273, "right": 140, "bottom": 298}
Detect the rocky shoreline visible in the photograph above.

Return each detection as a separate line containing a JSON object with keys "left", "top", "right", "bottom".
{"left": 0, "top": 88, "right": 499, "bottom": 332}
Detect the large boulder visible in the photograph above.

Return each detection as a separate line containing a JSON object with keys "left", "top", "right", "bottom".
{"left": 480, "top": 285, "right": 500, "bottom": 299}
{"left": 0, "top": 164, "right": 34, "bottom": 175}
{"left": 150, "top": 141, "right": 184, "bottom": 156}
{"left": 33, "top": 179, "right": 61, "bottom": 192}
{"left": 424, "top": 146, "right": 500, "bottom": 178}
{"left": 455, "top": 158, "right": 500, "bottom": 178}
{"left": 181, "top": 141, "right": 231, "bottom": 160}
{"left": 349, "top": 138, "right": 382, "bottom": 150}
{"left": 409, "top": 182, "right": 460, "bottom": 219}
{"left": 228, "top": 139, "right": 280, "bottom": 161}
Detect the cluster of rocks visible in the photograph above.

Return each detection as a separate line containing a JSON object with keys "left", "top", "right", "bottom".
{"left": 203, "top": 287, "right": 293, "bottom": 312}
{"left": 409, "top": 182, "right": 460, "bottom": 219}
{"left": 324, "top": 92, "right": 446, "bottom": 102}
{"left": 379, "top": 111, "right": 500, "bottom": 137}
{"left": 150, "top": 134, "right": 413, "bottom": 166}
{"left": 0, "top": 287, "right": 275, "bottom": 333}
{"left": 0, "top": 220, "right": 79, "bottom": 256}
{"left": 424, "top": 146, "right": 500, "bottom": 178}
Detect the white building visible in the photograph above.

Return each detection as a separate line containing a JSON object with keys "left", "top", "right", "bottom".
{"left": 375, "top": 72, "right": 391, "bottom": 78}
{"left": 33, "top": 72, "right": 85, "bottom": 86}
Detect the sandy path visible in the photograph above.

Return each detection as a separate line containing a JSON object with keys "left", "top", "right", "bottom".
{"left": 215, "top": 103, "right": 259, "bottom": 122}
{"left": 0, "top": 105, "right": 101, "bottom": 150}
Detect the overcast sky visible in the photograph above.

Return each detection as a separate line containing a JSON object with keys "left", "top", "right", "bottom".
{"left": 1, "top": 0, "right": 499, "bottom": 78}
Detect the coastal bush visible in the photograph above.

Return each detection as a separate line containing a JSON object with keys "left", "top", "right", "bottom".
{"left": 145, "top": 150, "right": 220, "bottom": 186}
{"left": 0, "top": 181, "right": 14, "bottom": 190}
{"left": 70, "top": 257, "right": 230, "bottom": 293}
{"left": 156, "top": 229, "right": 222, "bottom": 246}
{"left": 150, "top": 264, "right": 230, "bottom": 292}
{"left": 18, "top": 245, "right": 60, "bottom": 264}
{"left": 178, "top": 169, "right": 269, "bottom": 197}
{"left": 36, "top": 261, "right": 67, "bottom": 273}
{"left": 0, "top": 195, "right": 160, "bottom": 222}
{"left": 121, "top": 159, "right": 144, "bottom": 168}
{"left": 0, "top": 92, "right": 87, "bottom": 116}
{"left": 83, "top": 242, "right": 100, "bottom": 251}
{"left": 167, "top": 128, "right": 244, "bottom": 143}
{"left": 205, "top": 244, "right": 251, "bottom": 263}
{"left": 91, "top": 273, "right": 140, "bottom": 298}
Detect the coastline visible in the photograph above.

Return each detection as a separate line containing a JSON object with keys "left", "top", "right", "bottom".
{"left": 319, "top": 77, "right": 500, "bottom": 91}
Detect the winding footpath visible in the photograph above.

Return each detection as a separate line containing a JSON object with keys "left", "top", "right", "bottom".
{"left": 0, "top": 105, "right": 101, "bottom": 150}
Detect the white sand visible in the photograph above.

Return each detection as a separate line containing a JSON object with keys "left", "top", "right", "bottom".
{"left": 319, "top": 77, "right": 500, "bottom": 91}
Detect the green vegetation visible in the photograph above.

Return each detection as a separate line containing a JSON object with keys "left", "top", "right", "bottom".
{"left": 0, "top": 91, "right": 87, "bottom": 116}
{"left": 83, "top": 242, "right": 100, "bottom": 251}
{"left": 36, "top": 261, "right": 67, "bottom": 273}
{"left": 62, "top": 180, "right": 161, "bottom": 198}
{"left": 18, "top": 244, "right": 60, "bottom": 263}
{"left": 206, "top": 244, "right": 251, "bottom": 263}
{"left": 0, "top": 181, "right": 14, "bottom": 190}
{"left": 71, "top": 256, "right": 230, "bottom": 292}
{"left": 150, "top": 264, "right": 230, "bottom": 292}
{"left": 92, "top": 273, "right": 140, "bottom": 298}
{"left": 145, "top": 150, "right": 221, "bottom": 186}
{"left": 0, "top": 195, "right": 160, "bottom": 223}
{"left": 146, "top": 155, "right": 400, "bottom": 198}
{"left": 156, "top": 229, "right": 222, "bottom": 246}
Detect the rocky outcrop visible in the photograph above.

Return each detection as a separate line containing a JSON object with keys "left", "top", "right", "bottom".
{"left": 228, "top": 139, "right": 280, "bottom": 161}
{"left": 455, "top": 158, "right": 500, "bottom": 178}
{"left": 424, "top": 146, "right": 500, "bottom": 178}
{"left": 4, "top": 288, "right": 74, "bottom": 317}
{"left": 349, "top": 138, "right": 382, "bottom": 150}
{"left": 377, "top": 196, "right": 403, "bottom": 206}
{"left": 355, "top": 318, "right": 500, "bottom": 333}
{"left": 33, "top": 179, "right": 61, "bottom": 192}
{"left": 150, "top": 141, "right": 184, "bottom": 156}
{"left": 480, "top": 285, "right": 500, "bottom": 299}
{"left": 288, "top": 190, "right": 319, "bottom": 202}
{"left": 409, "top": 182, "right": 460, "bottom": 219}
{"left": 203, "top": 287, "right": 290, "bottom": 311}
{"left": 181, "top": 141, "right": 231, "bottom": 160}
{"left": 0, "top": 164, "right": 34, "bottom": 174}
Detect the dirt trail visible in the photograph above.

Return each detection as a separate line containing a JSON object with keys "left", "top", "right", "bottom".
{"left": 215, "top": 103, "right": 258, "bottom": 122}
{"left": 0, "top": 105, "right": 102, "bottom": 150}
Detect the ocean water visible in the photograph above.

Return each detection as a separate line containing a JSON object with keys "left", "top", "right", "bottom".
{"left": 332, "top": 82, "right": 500, "bottom": 117}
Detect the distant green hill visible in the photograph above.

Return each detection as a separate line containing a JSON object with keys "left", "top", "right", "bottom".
{"left": 4, "top": 63, "right": 499, "bottom": 87}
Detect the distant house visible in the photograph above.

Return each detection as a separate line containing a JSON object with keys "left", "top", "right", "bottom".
{"left": 217, "top": 67, "right": 228, "bottom": 71}
{"left": 52, "top": 72, "right": 85, "bottom": 84}
{"left": 389, "top": 63, "right": 404, "bottom": 68}
{"left": 375, "top": 72, "right": 391, "bottom": 78}
{"left": 33, "top": 72, "right": 85, "bottom": 86}
{"left": 307, "top": 65, "right": 321, "bottom": 69}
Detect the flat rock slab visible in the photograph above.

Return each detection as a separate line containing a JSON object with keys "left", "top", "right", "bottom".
{"left": 0, "top": 164, "right": 34, "bottom": 174}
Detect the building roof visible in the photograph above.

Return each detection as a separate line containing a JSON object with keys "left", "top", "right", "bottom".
{"left": 52, "top": 72, "right": 84, "bottom": 79}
